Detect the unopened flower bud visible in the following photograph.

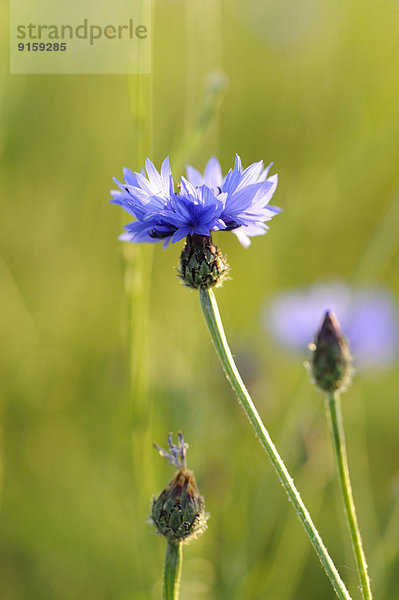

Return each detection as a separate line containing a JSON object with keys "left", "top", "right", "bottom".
{"left": 311, "top": 311, "right": 352, "bottom": 393}
{"left": 178, "top": 234, "right": 229, "bottom": 290}
{"left": 151, "top": 433, "right": 208, "bottom": 544}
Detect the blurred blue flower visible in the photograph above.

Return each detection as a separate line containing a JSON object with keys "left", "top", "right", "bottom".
{"left": 111, "top": 155, "right": 280, "bottom": 247}
{"left": 263, "top": 282, "right": 399, "bottom": 369}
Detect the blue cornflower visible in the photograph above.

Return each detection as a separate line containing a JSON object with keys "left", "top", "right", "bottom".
{"left": 263, "top": 282, "right": 399, "bottom": 370}
{"left": 111, "top": 155, "right": 280, "bottom": 248}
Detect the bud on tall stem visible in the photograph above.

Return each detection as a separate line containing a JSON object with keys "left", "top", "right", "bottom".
{"left": 310, "top": 311, "right": 373, "bottom": 600}
{"left": 151, "top": 433, "right": 208, "bottom": 600}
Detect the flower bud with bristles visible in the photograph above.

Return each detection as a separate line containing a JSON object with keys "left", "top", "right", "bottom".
{"left": 311, "top": 311, "right": 353, "bottom": 393}
{"left": 151, "top": 432, "right": 208, "bottom": 544}
{"left": 178, "top": 234, "right": 229, "bottom": 289}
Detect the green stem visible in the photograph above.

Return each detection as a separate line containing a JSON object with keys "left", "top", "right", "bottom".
{"left": 199, "top": 288, "right": 352, "bottom": 600}
{"left": 163, "top": 542, "right": 183, "bottom": 600}
{"left": 327, "top": 392, "right": 373, "bottom": 600}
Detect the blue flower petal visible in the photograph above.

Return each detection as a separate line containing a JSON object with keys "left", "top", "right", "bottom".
{"left": 203, "top": 156, "right": 223, "bottom": 189}
{"left": 186, "top": 165, "right": 204, "bottom": 187}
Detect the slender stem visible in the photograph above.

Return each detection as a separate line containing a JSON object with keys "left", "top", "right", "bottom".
{"left": 163, "top": 542, "right": 183, "bottom": 600}
{"left": 199, "top": 288, "right": 352, "bottom": 600}
{"left": 327, "top": 392, "right": 373, "bottom": 600}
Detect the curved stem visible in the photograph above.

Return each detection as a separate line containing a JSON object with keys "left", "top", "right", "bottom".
{"left": 327, "top": 392, "right": 373, "bottom": 600}
{"left": 163, "top": 541, "right": 183, "bottom": 600}
{"left": 199, "top": 288, "right": 352, "bottom": 600}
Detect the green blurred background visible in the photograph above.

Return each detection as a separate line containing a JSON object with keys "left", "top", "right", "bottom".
{"left": 1, "top": 0, "right": 399, "bottom": 598}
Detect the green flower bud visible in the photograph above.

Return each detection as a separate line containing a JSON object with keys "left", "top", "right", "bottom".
{"left": 178, "top": 234, "right": 229, "bottom": 290}
{"left": 311, "top": 311, "right": 353, "bottom": 393}
{"left": 151, "top": 433, "right": 208, "bottom": 544}
{"left": 151, "top": 468, "right": 208, "bottom": 544}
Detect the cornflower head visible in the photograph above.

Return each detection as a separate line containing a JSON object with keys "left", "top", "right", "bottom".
{"left": 111, "top": 155, "right": 280, "bottom": 288}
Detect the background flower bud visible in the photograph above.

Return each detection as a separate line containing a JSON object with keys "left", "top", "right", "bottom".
{"left": 311, "top": 311, "right": 353, "bottom": 393}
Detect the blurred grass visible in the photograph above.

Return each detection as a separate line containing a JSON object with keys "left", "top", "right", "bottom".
{"left": 1, "top": 0, "right": 399, "bottom": 598}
